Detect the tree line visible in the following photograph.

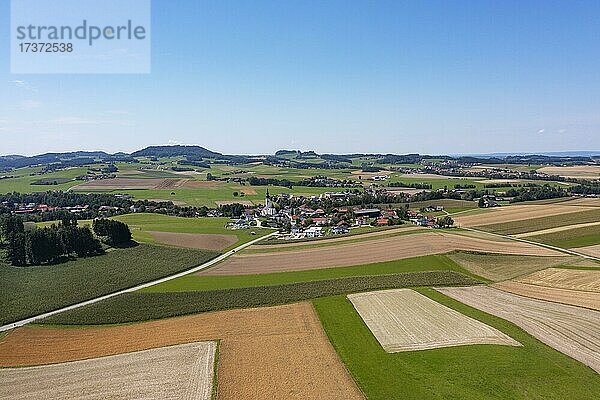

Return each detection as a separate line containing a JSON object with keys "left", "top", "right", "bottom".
{"left": 0, "top": 215, "right": 132, "bottom": 266}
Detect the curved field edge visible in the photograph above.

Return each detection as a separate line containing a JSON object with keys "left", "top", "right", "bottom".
{"left": 312, "top": 290, "right": 600, "bottom": 400}
{"left": 0, "top": 244, "right": 219, "bottom": 326}
{"left": 143, "top": 254, "right": 488, "bottom": 293}
{"left": 42, "top": 271, "right": 481, "bottom": 325}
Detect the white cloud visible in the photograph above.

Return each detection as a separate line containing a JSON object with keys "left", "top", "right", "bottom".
{"left": 537, "top": 129, "right": 545, "bottom": 134}
{"left": 167, "top": 139, "right": 182, "bottom": 145}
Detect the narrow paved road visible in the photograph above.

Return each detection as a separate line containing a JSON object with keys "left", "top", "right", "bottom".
{"left": 0, "top": 231, "right": 278, "bottom": 333}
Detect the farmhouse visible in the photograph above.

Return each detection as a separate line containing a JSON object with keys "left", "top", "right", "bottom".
{"left": 304, "top": 226, "right": 324, "bottom": 238}
{"left": 354, "top": 208, "right": 382, "bottom": 218}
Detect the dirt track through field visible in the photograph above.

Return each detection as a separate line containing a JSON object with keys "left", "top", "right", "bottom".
{"left": 148, "top": 231, "right": 238, "bottom": 251}
{"left": 201, "top": 232, "right": 562, "bottom": 275}
{"left": 437, "top": 286, "right": 600, "bottom": 373}
{"left": 453, "top": 204, "right": 595, "bottom": 227}
{"left": 514, "top": 221, "right": 600, "bottom": 238}
{"left": 493, "top": 281, "right": 600, "bottom": 311}
{"left": 348, "top": 289, "right": 519, "bottom": 352}
{"left": 0, "top": 303, "right": 363, "bottom": 400}
{"left": 0, "top": 342, "right": 216, "bottom": 400}
{"left": 515, "top": 268, "right": 600, "bottom": 292}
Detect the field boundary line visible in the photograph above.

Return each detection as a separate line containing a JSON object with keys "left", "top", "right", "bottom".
{"left": 0, "top": 232, "right": 278, "bottom": 333}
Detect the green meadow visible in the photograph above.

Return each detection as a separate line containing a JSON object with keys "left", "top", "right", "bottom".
{"left": 313, "top": 289, "right": 600, "bottom": 400}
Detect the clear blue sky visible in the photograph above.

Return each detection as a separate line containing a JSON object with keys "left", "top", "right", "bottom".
{"left": 1, "top": 0, "right": 599, "bottom": 156}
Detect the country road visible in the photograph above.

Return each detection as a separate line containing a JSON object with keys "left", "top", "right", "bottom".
{"left": 0, "top": 231, "right": 278, "bottom": 333}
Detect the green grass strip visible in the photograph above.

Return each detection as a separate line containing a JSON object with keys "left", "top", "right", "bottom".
{"left": 527, "top": 224, "right": 600, "bottom": 248}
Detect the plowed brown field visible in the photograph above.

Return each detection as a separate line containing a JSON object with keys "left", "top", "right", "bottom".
{"left": 201, "top": 232, "right": 562, "bottom": 276}
{"left": 148, "top": 231, "right": 238, "bottom": 251}
{"left": 0, "top": 303, "right": 363, "bottom": 400}
{"left": 437, "top": 286, "right": 600, "bottom": 373}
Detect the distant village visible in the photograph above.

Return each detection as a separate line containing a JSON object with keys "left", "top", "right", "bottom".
{"left": 225, "top": 189, "right": 455, "bottom": 240}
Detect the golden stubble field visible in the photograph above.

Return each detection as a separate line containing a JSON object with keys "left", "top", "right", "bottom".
{"left": 0, "top": 341, "right": 216, "bottom": 400}
{"left": 348, "top": 289, "right": 520, "bottom": 352}
{"left": 492, "top": 268, "right": 600, "bottom": 310}
{"left": 437, "top": 286, "right": 600, "bottom": 373}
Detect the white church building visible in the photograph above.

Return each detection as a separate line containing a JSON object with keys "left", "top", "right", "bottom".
{"left": 261, "top": 189, "right": 278, "bottom": 217}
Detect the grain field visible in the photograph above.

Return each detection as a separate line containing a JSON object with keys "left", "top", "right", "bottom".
{"left": 348, "top": 289, "right": 519, "bottom": 352}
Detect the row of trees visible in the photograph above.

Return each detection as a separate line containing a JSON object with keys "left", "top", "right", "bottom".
{"left": 2, "top": 216, "right": 103, "bottom": 266}
{"left": 1, "top": 215, "right": 133, "bottom": 266}
{"left": 92, "top": 219, "right": 132, "bottom": 246}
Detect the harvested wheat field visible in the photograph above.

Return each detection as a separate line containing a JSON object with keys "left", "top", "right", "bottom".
{"left": 73, "top": 178, "right": 186, "bottom": 190}
{"left": 514, "top": 221, "right": 600, "bottom": 238}
{"left": 148, "top": 231, "right": 238, "bottom": 251}
{"left": 515, "top": 268, "right": 600, "bottom": 292}
{"left": 538, "top": 165, "right": 600, "bottom": 179}
{"left": 493, "top": 281, "right": 600, "bottom": 311}
{"left": 0, "top": 342, "right": 216, "bottom": 400}
{"left": 437, "top": 286, "right": 600, "bottom": 373}
{"left": 447, "top": 252, "right": 575, "bottom": 281}
{"left": 202, "top": 232, "right": 562, "bottom": 276}
{"left": 453, "top": 204, "right": 595, "bottom": 227}
{"left": 348, "top": 289, "right": 519, "bottom": 352}
{"left": 0, "top": 303, "right": 363, "bottom": 400}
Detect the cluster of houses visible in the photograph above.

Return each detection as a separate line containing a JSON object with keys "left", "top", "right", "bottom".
{"left": 8, "top": 203, "right": 90, "bottom": 215}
